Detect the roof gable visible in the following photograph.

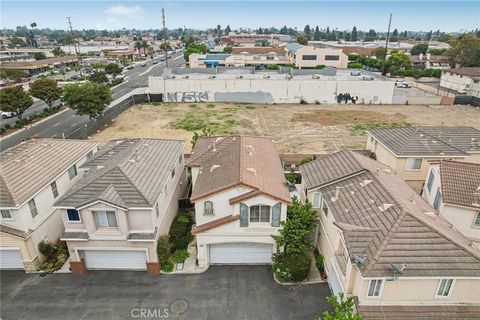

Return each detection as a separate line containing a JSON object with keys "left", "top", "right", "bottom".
{"left": 439, "top": 160, "right": 480, "bottom": 209}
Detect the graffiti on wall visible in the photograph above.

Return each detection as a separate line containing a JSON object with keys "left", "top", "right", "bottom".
{"left": 336, "top": 93, "right": 359, "bottom": 104}
{"left": 167, "top": 92, "right": 209, "bottom": 103}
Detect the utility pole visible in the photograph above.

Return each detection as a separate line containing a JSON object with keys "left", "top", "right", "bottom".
{"left": 67, "top": 17, "right": 82, "bottom": 75}
{"left": 162, "top": 8, "right": 168, "bottom": 69}
{"left": 382, "top": 13, "right": 393, "bottom": 75}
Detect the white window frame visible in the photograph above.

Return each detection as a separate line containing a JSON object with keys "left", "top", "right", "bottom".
{"left": 0, "top": 209, "right": 14, "bottom": 221}
{"left": 367, "top": 279, "right": 384, "bottom": 298}
{"left": 93, "top": 210, "right": 118, "bottom": 229}
{"left": 433, "top": 188, "right": 442, "bottom": 210}
{"left": 171, "top": 167, "right": 175, "bottom": 179}
{"left": 427, "top": 170, "right": 434, "bottom": 192}
{"left": 66, "top": 209, "right": 82, "bottom": 223}
{"left": 28, "top": 199, "right": 38, "bottom": 218}
{"left": 321, "top": 199, "right": 329, "bottom": 217}
{"left": 68, "top": 164, "right": 78, "bottom": 180}
{"left": 203, "top": 201, "right": 214, "bottom": 215}
{"left": 51, "top": 181, "right": 59, "bottom": 199}
{"left": 473, "top": 212, "right": 480, "bottom": 229}
{"left": 435, "top": 279, "right": 455, "bottom": 298}
{"left": 312, "top": 192, "right": 322, "bottom": 208}
{"left": 249, "top": 204, "right": 271, "bottom": 223}
{"left": 178, "top": 153, "right": 183, "bottom": 164}
{"left": 405, "top": 158, "right": 423, "bottom": 171}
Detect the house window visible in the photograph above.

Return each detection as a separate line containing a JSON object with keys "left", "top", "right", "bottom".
{"left": 28, "top": 199, "right": 38, "bottom": 218}
{"left": 68, "top": 164, "right": 77, "bottom": 180}
{"left": 312, "top": 192, "right": 322, "bottom": 208}
{"left": 436, "top": 279, "right": 454, "bottom": 297}
{"left": 86, "top": 150, "right": 94, "bottom": 160}
{"left": 204, "top": 201, "right": 214, "bottom": 215}
{"left": 266, "top": 56, "right": 274, "bottom": 60}
{"left": 302, "top": 55, "right": 317, "bottom": 60}
{"left": 433, "top": 188, "right": 442, "bottom": 210}
{"left": 1, "top": 209, "right": 13, "bottom": 220}
{"left": 367, "top": 279, "right": 383, "bottom": 297}
{"left": 94, "top": 210, "right": 118, "bottom": 228}
{"left": 474, "top": 212, "right": 480, "bottom": 228}
{"left": 427, "top": 170, "right": 435, "bottom": 192}
{"left": 156, "top": 203, "right": 160, "bottom": 218}
{"left": 171, "top": 168, "right": 175, "bottom": 179}
{"left": 164, "top": 184, "right": 168, "bottom": 197}
{"left": 250, "top": 205, "right": 270, "bottom": 223}
{"left": 405, "top": 158, "right": 422, "bottom": 170}
{"left": 325, "top": 55, "right": 340, "bottom": 61}
{"left": 322, "top": 199, "right": 329, "bottom": 217}
{"left": 51, "top": 181, "right": 59, "bottom": 198}
{"left": 178, "top": 153, "right": 183, "bottom": 164}
{"left": 66, "top": 209, "right": 80, "bottom": 222}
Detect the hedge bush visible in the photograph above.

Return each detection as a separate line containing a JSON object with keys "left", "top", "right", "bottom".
{"left": 168, "top": 213, "right": 193, "bottom": 251}
{"left": 172, "top": 249, "right": 189, "bottom": 263}
{"left": 272, "top": 251, "right": 311, "bottom": 282}
{"left": 347, "top": 62, "right": 363, "bottom": 69}
{"left": 161, "top": 260, "right": 174, "bottom": 272}
{"left": 157, "top": 235, "right": 172, "bottom": 262}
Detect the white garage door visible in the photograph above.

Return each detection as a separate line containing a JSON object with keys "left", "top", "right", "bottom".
{"left": 0, "top": 248, "right": 24, "bottom": 269}
{"left": 83, "top": 250, "right": 147, "bottom": 270}
{"left": 209, "top": 243, "right": 272, "bottom": 264}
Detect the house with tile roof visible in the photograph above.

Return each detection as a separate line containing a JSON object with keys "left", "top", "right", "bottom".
{"left": 423, "top": 160, "right": 480, "bottom": 246}
{"left": 366, "top": 126, "right": 480, "bottom": 193}
{"left": 54, "top": 139, "right": 186, "bottom": 274}
{"left": 186, "top": 136, "right": 291, "bottom": 267}
{"left": 0, "top": 139, "right": 98, "bottom": 271}
{"left": 285, "top": 42, "right": 348, "bottom": 69}
{"left": 300, "top": 150, "right": 480, "bottom": 320}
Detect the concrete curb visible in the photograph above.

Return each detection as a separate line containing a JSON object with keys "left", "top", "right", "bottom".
{"left": 273, "top": 272, "right": 327, "bottom": 286}
{"left": 160, "top": 264, "right": 209, "bottom": 275}
{"left": 0, "top": 108, "right": 70, "bottom": 141}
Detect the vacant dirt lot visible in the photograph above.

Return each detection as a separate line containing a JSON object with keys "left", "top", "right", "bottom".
{"left": 92, "top": 102, "right": 480, "bottom": 154}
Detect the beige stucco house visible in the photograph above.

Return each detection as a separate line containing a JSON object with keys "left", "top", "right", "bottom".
{"left": 423, "top": 160, "right": 480, "bottom": 246}
{"left": 285, "top": 43, "right": 348, "bottom": 69}
{"left": 366, "top": 126, "right": 480, "bottom": 193}
{"left": 187, "top": 136, "right": 291, "bottom": 267}
{"left": 300, "top": 150, "right": 480, "bottom": 319}
{"left": 0, "top": 139, "right": 98, "bottom": 271}
{"left": 54, "top": 139, "right": 186, "bottom": 274}
{"left": 440, "top": 68, "right": 480, "bottom": 94}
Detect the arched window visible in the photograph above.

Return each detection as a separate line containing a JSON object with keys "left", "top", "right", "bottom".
{"left": 249, "top": 205, "right": 271, "bottom": 223}
{"left": 204, "top": 201, "right": 214, "bottom": 215}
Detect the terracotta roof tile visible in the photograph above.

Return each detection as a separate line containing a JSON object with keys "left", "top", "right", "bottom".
{"left": 192, "top": 214, "right": 240, "bottom": 234}
{"left": 439, "top": 160, "right": 480, "bottom": 209}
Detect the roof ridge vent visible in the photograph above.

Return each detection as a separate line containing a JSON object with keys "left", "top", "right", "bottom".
{"left": 246, "top": 167, "right": 256, "bottom": 176}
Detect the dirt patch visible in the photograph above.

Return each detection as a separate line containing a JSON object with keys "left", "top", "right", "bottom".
{"left": 293, "top": 110, "right": 407, "bottom": 126}
{"left": 91, "top": 103, "right": 480, "bottom": 154}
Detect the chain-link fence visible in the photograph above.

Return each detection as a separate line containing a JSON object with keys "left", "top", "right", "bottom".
{"left": 65, "top": 93, "right": 150, "bottom": 139}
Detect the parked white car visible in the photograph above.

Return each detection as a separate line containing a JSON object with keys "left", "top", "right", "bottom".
{"left": 395, "top": 81, "right": 411, "bottom": 88}
{"left": 1, "top": 110, "right": 16, "bottom": 119}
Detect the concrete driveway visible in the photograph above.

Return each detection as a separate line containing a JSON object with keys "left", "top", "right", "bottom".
{"left": 1, "top": 266, "right": 332, "bottom": 320}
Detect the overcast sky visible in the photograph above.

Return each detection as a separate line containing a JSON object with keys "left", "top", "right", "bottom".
{"left": 1, "top": 1, "right": 478, "bottom": 32}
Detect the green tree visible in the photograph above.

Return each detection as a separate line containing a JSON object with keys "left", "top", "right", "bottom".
{"left": 0, "top": 86, "right": 33, "bottom": 119}
{"left": 52, "top": 47, "right": 66, "bottom": 57}
{"left": 0, "top": 69, "right": 27, "bottom": 81}
{"left": 224, "top": 25, "right": 231, "bottom": 35}
{"left": 372, "top": 47, "right": 387, "bottom": 60}
{"left": 9, "top": 37, "right": 27, "bottom": 48}
{"left": 63, "top": 82, "right": 112, "bottom": 119}
{"left": 29, "top": 78, "right": 62, "bottom": 109}
{"left": 160, "top": 42, "right": 172, "bottom": 52}
{"left": 447, "top": 34, "right": 480, "bottom": 67}
{"left": 388, "top": 51, "right": 412, "bottom": 68}
{"left": 104, "top": 63, "right": 122, "bottom": 75}
{"left": 272, "top": 197, "right": 317, "bottom": 254}
{"left": 314, "top": 26, "right": 321, "bottom": 41}
{"left": 428, "top": 48, "right": 447, "bottom": 56}
{"left": 279, "top": 25, "right": 288, "bottom": 35}
{"left": 304, "top": 25, "right": 311, "bottom": 39}
{"left": 33, "top": 52, "right": 46, "bottom": 60}
{"left": 411, "top": 43, "right": 429, "bottom": 55}
{"left": 88, "top": 71, "right": 109, "bottom": 84}
{"left": 321, "top": 293, "right": 363, "bottom": 320}
{"left": 296, "top": 34, "right": 308, "bottom": 45}
{"left": 390, "top": 29, "right": 399, "bottom": 42}
{"left": 266, "top": 64, "right": 279, "bottom": 70}
{"left": 223, "top": 46, "right": 233, "bottom": 53}
{"left": 351, "top": 26, "right": 358, "bottom": 42}
{"left": 365, "top": 29, "right": 377, "bottom": 41}
{"left": 183, "top": 42, "right": 208, "bottom": 62}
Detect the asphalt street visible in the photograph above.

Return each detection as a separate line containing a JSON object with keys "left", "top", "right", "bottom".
{"left": 0, "top": 266, "right": 332, "bottom": 320}
{"left": 0, "top": 53, "right": 185, "bottom": 152}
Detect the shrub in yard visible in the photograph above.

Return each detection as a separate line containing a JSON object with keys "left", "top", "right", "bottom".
{"left": 161, "top": 260, "right": 174, "bottom": 272}
{"left": 4, "top": 124, "right": 11, "bottom": 129}
{"left": 38, "top": 241, "right": 57, "bottom": 259}
{"left": 316, "top": 254, "right": 325, "bottom": 273}
{"left": 347, "top": 62, "right": 363, "bottom": 69}
{"left": 0, "top": 128, "right": 5, "bottom": 135}
{"left": 272, "top": 251, "right": 311, "bottom": 282}
{"left": 285, "top": 173, "right": 301, "bottom": 184}
{"left": 172, "top": 249, "right": 189, "bottom": 263}
{"left": 169, "top": 213, "right": 193, "bottom": 251}
{"left": 157, "top": 235, "right": 172, "bottom": 262}
{"left": 300, "top": 99, "right": 308, "bottom": 104}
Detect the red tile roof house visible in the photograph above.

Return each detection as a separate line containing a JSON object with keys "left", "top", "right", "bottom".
{"left": 186, "top": 136, "right": 291, "bottom": 267}
{"left": 423, "top": 160, "right": 480, "bottom": 246}
{"left": 300, "top": 150, "right": 480, "bottom": 320}
{"left": 54, "top": 139, "right": 187, "bottom": 274}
